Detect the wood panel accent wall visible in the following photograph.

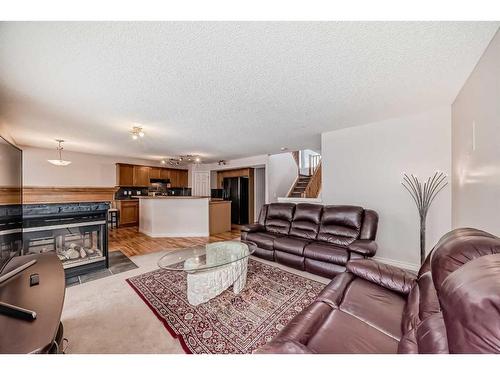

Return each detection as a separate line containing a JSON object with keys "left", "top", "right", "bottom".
{"left": 23, "top": 187, "right": 117, "bottom": 204}
{"left": 0, "top": 187, "right": 22, "bottom": 205}
{"left": 216, "top": 168, "right": 255, "bottom": 223}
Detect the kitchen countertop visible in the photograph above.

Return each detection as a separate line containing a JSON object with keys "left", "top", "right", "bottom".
{"left": 131, "top": 196, "right": 210, "bottom": 199}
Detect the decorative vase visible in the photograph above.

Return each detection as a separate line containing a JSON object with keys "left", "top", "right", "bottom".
{"left": 401, "top": 171, "right": 448, "bottom": 264}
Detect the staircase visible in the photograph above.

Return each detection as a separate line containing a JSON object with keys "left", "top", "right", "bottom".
{"left": 287, "top": 150, "right": 322, "bottom": 199}
{"left": 289, "top": 175, "right": 312, "bottom": 197}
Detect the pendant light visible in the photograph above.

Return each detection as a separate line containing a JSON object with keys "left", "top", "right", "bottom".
{"left": 47, "top": 139, "right": 72, "bottom": 166}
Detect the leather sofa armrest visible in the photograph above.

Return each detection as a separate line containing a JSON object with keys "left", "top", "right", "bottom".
{"left": 240, "top": 223, "right": 264, "bottom": 233}
{"left": 347, "top": 239, "right": 378, "bottom": 257}
{"left": 253, "top": 340, "right": 314, "bottom": 354}
{"left": 347, "top": 259, "right": 416, "bottom": 295}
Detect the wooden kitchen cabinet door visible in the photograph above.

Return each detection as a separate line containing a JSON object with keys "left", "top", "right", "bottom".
{"left": 179, "top": 170, "right": 188, "bottom": 187}
{"left": 133, "top": 166, "right": 150, "bottom": 187}
{"left": 149, "top": 167, "right": 161, "bottom": 179}
{"left": 160, "top": 168, "right": 171, "bottom": 181}
{"left": 119, "top": 200, "right": 139, "bottom": 226}
{"left": 116, "top": 164, "right": 134, "bottom": 186}
{"left": 169, "top": 170, "right": 180, "bottom": 187}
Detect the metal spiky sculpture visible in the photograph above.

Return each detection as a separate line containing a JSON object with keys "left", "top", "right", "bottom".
{"left": 401, "top": 171, "right": 448, "bottom": 264}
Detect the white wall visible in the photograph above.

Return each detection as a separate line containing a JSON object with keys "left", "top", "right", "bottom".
{"left": 321, "top": 107, "right": 452, "bottom": 269}
{"left": 0, "top": 138, "right": 22, "bottom": 187}
{"left": 254, "top": 167, "right": 266, "bottom": 219}
{"left": 267, "top": 152, "right": 298, "bottom": 203}
{"left": 21, "top": 146, "right": 186, "bottom": 187}
{"left": 452, "top": 30, "right": 500, "bottom": 236}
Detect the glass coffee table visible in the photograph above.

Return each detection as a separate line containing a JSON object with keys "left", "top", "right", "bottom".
{"left": 157, "top": 241, "right": 255, "bottom": 306}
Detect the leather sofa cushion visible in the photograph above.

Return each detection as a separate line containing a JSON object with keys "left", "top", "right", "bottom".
{"left": 245, "top": 231, "right": 282, "bottom": 250}
{"left": 304, "top": 242, "right": 349, "bottom": 265}
{"left": 304, "top": 259, "right": 345, "bottom": 279}
{"left": 274, "top": 236, "right": 311, "bottom": 256}
{"left": 275, "top": 251, "right": 305, "bottom": 271}
{"left": 416, "top": 313, "right": 449, "bottom": 354}
{"left": 339, "top": 278, "right": 405, "bottom": 340}
{"left": 258, "top": 204, "right": 269, "bottom": 225}
{"left": 265, "top": 203, "right": 295, "bottom": 235}
{"left": 289, "top": 203, "right": 323, "bottom": 240}
{"left": 307, "top": 309, "right": 399, "bottom": 354}
{"left": 317, "top": 205, "right": 363, "bottom": 246}
{"left": 431, "top": 232, "right": 500, "bottom": 291}
{"left": 439, "top": 253, "right": 500, "bottom": 353}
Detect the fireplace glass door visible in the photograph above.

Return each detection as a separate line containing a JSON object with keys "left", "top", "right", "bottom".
{"left": 23, "top": 221, "right": 106, "bottom": 270}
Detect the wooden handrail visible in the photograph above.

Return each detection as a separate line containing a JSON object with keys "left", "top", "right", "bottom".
{"left": 308, "top": 154, "right": 320, "bottom": 176}
{"left": 303, "top": 161, "right": 322, "bottom": 198}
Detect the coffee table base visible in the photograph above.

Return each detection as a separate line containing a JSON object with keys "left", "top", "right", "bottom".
{"left": 187, "top": 257, "right": 249, "bottom": 306}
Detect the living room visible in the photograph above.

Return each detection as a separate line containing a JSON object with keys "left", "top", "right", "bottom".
{"left": 1, "top": 1, "right": 500, "bottom": 373}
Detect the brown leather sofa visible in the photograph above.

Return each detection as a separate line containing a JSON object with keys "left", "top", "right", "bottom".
{"left": 241, "top": 203, "right": 379, "bottom": 278}
{"left": 255, "top": 228, "right": 500, "bottom": 354}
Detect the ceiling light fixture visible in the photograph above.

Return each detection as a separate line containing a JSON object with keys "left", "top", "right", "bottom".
{"left": 131, "top": 126, "right": 145, "bottom": 140}
{"left": 167, "top": 155, "right": 202, "bottom": 165}
{"left": 161, "top": 160, "right": 166, "bottom": 164}
{"left": 47, "top": 140, "right": 72, "bottom": 166}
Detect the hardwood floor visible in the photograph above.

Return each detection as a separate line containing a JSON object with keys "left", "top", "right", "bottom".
{"left": 108, "top": 226, "right": 241, "bottom": 257}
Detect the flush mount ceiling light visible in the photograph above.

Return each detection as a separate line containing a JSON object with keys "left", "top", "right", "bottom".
{"left": 47, "top": 139, "right": 72, "bottom": 166}
{"left": 131, "top": 126, "right": 145, "bottom": 140}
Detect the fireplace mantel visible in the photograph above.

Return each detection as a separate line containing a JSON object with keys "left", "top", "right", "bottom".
{"left": 23, "top": 186, "right": 118, "bottom": 204}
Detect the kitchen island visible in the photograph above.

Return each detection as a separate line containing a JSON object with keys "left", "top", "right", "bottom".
{"left": 135, "top": 196, "right": 231, "bottom": 237}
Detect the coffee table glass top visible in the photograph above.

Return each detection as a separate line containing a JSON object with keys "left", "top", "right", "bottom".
{"left": 157, "top": 241, "right": 254, "bottom": 272}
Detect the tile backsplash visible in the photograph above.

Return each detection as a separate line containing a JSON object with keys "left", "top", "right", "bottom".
{"left": 115, "top": 187, "right": 149, "bottom": 200}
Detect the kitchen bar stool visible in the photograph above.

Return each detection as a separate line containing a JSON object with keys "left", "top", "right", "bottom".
{"left": 108, "top": 208, "right": 119, "bottom": 229}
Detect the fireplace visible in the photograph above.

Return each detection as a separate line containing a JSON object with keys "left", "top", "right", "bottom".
{"left": 22, "top": 202, "right": 110, "bottom": 278}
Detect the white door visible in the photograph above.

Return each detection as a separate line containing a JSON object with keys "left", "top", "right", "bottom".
{"left": 193, "top": 171, "right": 211, "bottom": 197}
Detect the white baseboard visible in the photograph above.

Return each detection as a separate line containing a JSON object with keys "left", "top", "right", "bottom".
{"left": 372, "top": 256, "right": 420, "bottom": 272}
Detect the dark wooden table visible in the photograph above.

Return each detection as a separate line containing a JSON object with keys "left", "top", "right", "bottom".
{"left": 0, "top": 253, "right": 65, "bottom": 353}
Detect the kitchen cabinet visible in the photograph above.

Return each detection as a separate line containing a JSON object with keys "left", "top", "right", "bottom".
{"left": 116, "top": 164, "right": 134, "bottom": 186}
{"left": 133, "top": 166, "right": 150, "bottom": 187}
{"left": 169, "top": 170, "right": 180, "bottom": 187}
{"left": 116, "top": 163, "right": 188, "bottom": 188}
{"left": 168, "top": 169, "right": 189, "bottom": 188}
{"left": 179, "top": 170, "right": 188, "bottom": 187}
{"left": 160, "top": 168, "right": 170, "bottom": 181}
{"left": 149, "top": 167, "right": 161, "bottom": 179}
{"left": 117, "top": 200, "right": 139, "bottom": 226}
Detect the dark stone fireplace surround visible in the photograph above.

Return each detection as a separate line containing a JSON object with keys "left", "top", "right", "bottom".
{"left": 22, "top": 202, "right": 110, "bottom": 278}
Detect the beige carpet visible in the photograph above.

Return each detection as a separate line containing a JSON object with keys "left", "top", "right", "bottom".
{"left": 62, "top": 250, "right": 328, "bottom": 354}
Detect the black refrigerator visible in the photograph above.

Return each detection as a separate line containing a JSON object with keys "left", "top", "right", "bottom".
{"left": 223, "top": 177, "right": 249, "bottom": 225}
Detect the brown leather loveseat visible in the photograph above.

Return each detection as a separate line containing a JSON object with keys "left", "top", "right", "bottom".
{"left": 255, "top": 228, "right": 500, "bottom": 354}
{"left": 241, "top": 203, "right": 379, "bottom": 278}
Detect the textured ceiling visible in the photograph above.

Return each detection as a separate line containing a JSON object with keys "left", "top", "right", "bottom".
{"left": 0, "top": 22, "right": 498, "bottom": 162}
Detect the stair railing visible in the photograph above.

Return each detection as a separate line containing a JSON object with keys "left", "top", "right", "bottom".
{"left": 302, "top": 160, "right": 322, "bottom": 198}
{"left": 309, "top": 154, "right": 321, "bottom": 176}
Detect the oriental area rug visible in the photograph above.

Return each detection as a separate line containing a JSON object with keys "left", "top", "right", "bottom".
{"left": 126, "top": 258, "right": 325, "bottom": 354}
